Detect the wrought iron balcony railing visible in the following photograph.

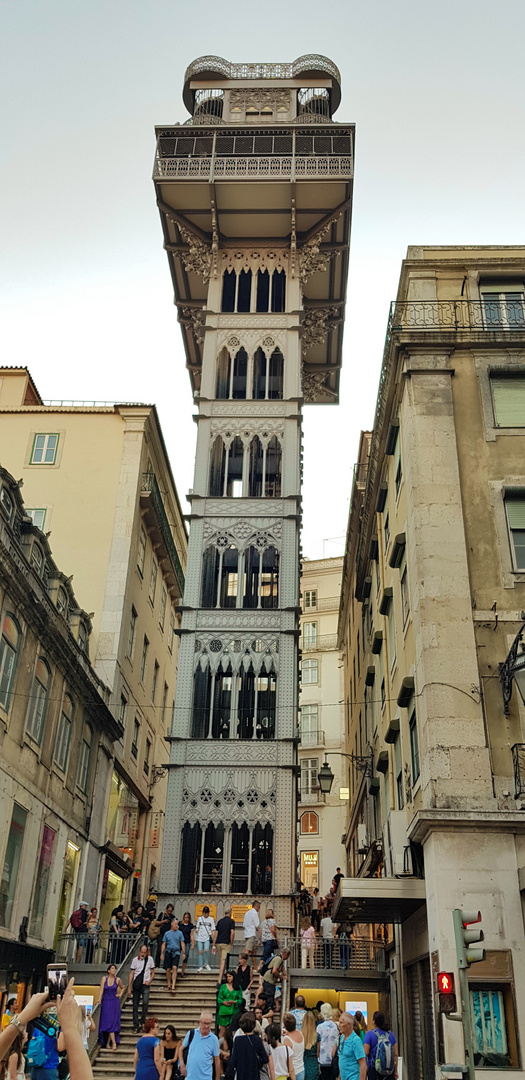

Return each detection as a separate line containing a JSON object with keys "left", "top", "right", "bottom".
{"left": 300, "top": 633, "right": 338, "bottom": 652}
{"left": 387, "top": 299, "right": 525, "bottom": 338}
{"left": 300, "top": 728, "right": 325, "bottom": 747}
{"left": 512, "top": 743, "right": 525, "bottom": 798}
{"left": 154, "top": 154, "right": 352, "bottom": 181}
{"left": 288, "top": 935, "right": 385, "bottom": 973}
{"left": 140, "top": 472, "right": 185, "bottom": 598}
{"left": 184, "top": 54, "right": 341, "bottom": 86}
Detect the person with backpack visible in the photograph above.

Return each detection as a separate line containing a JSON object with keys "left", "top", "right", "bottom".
{"left": 64, "top": 901, "right": 88, "bottom": 963}
{"left": 336, "top": 1013, "right": 366, "bottom": 1080}
{"left": 179, "top": 1012, "right": 220, "bottom": 1080}
{"left": 27, "top": 1021, "right": 59, "bottom": 1080}
{"left": 363, "top": 1014, "right": 397, "bottom": 1080}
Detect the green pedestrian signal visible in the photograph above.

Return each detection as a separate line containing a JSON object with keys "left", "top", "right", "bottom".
{"left": 453, "top": 909, "right": 485, "bottom": 969}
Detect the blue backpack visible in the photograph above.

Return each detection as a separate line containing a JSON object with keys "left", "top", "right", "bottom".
{"left": 374, "top": 1031, "right": 394, "bottom": 1077}
{"left": 27, "top": 1032, "right": 48, "bottom": 1068}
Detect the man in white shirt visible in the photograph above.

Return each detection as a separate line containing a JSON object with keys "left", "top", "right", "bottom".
{"left": 243, "top": 901, "right": 261, "bottom": 961}
{"left": 320, "top": 913, "right": 335, "bottom": 969}
{"left": 127, "top": 943, "right": 155, "bottom": 1032}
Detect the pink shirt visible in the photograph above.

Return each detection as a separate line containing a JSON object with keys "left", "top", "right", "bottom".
{"left": 301, "top": 926, "right": 316, "bottom": 947}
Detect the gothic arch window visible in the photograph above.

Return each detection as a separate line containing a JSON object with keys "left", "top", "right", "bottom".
{"left": 253, "top": 348, "right": 283, "bottom": 400}
{"left": 216, "top": 348, "right": 247, "bottom": 400}
{"left": 271, "top": 270, "right": 286, "bottom": 313}
{"left": 237, "top": 269, "right": 252, "bottom": 313}
{"left": 202, "top": 822, "right": 225, "bottom": 892}
{"left": 221, "top": 267, "right": 285, "bottom": 314}
{"left": 226, "top": 437, "right": 244, "bottom": 497}
{"left": 244, "top": 545, "right": 279, "bottom": 609}
{"left": 201, "top": 545, "right": 239, "bottom": 608}
{"left": 192, "top": 664, "right": 233, "bottom": 740}
{"left": 265, "top": 437, "right": 282, "bottom": 497}
{"left": 248, "top": 437, "right": 264, "bottom": 497}
{"left": 191, "top": 659, "right": 275, "bottom": 740}
{"left": 256, "top": 269, "right": 270, "bottom": 312}
{"left": 221, "top": 270, "right": 236, "bottom": 313}
{"left": 248, "top": 436, "right": 282, "bottom": 498}
{"left": 209, "top": 436, "right": 226, "bottom": 496}
{"left": 179, "top": 819, "right": 274, "bottom": 895}
{"left": 179, "top": 821, "right": 202, "bottom": 892}
{"left": 216, "top": 349, "right": 231, "bottom": 399}
{"left": 231, "top": 822, "right": 249, "bottom": 892}
{"left": 252, "top": 823, "right": 273, "bottom": 893}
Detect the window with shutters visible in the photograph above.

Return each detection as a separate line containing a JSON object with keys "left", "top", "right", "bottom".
{"left": 491, "top": 374, "right": 525, "bottom": 426}
{"left": 303, "top": 622, "right": 317, "bottom": 647}
{"left": 303, "top": 590, "right": 318, "bottom": 611}
{"left": 301, "top": 659, "right": 318, "bottom": 685}
{"left": 300, "top": 758, "right": 319, "bottom": 796}
{"left": 481, "top": 286, "right": 525, "bottom": 329}
{"left": 505, "top": 493, "right": 525, "bottom": 570}
{"left": 26, "top": 657, "right": 50, "bottom": 744}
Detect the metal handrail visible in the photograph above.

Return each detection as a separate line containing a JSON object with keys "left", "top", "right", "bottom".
{"left": 387, "top": 299, "right": 525, "bottom": 336}
{"left": 300, "top": 633, "right": 338, "bottom": 652}
{"left": 288, "top": 935, "right": 385, "bottom": 972}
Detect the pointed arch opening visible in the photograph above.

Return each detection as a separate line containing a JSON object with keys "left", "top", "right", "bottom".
{"left": 237, "top": 269, "right": 252, "bottom": 313}
{"left": 226, "top": 436, "right": 244, "bottom": 497}
{"left": 265, "top": 436, "right": 282, "bottom": 497}
{"left": 248, "top": 436, "right": 264, "bottom": 497}
{"left": 221, "top": 270, "right": 236, "bottom": 312}
{"left": 202, "top": 823, "right": 225, "bottom": 893}
{"left": 268, "top": 349, "right": 284, "bottom": 399}
{"left": 256, "top": 269, "right": 270, "bottom": 312}
{"left": 216, "top": 349, "right": 232, "bottom": 399}
{"left": 209, "top": 437, "right": 226, "bottom": 496}
{"left": 252, "top": 824, "right": 273, "bottom": 893}
{"left": 271, "top": 269, "right": 286, "bottom": 312}
{"left": 231, "top": 822, "right": 250, "bottom": 893}
{"left": 179, "top": 822, "right": 202, "bottom": 892}
{"left": 244, "top": 546, "right": 279, "bottom": 608}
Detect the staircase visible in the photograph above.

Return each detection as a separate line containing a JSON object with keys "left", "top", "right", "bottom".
{"left": 92, "top": 971, "right": 218, "bottom": 1080}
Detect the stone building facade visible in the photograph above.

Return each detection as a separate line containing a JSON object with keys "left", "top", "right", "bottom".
{"left": 0, "top": 465, "right": 121, "bottom": 986}
{"left": 154, "top": 56, "right": 354, "bottom": 926}
{"left": 0, "top": 370, "right": 187, "bottom": 924}
{"left": 337, "top": 247, "right": 525, "bottom": 1076}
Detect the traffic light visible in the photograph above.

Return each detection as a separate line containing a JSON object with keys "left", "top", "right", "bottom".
{"left": 436, "top": 971, "right": 457, "bottom": 1014}
{"left": 453, "top": 908, "right": 485, "bottom": 969}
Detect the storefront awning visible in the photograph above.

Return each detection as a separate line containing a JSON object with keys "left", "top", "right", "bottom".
{"left": 332, "top": 876, "right": 426, "bottom": 924}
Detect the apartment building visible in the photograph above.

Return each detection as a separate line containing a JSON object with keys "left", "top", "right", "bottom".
{"left": 337, "top": 248, "right": 525, "bottom": 1076}
{"left": 0, "top": 369, "right": 187, "bottom": 923}
{"left": 298, "top": 557, "right": 346, "bottom": 894}
{"left": 0, "top": 464, "right": 121, "bottom": 986}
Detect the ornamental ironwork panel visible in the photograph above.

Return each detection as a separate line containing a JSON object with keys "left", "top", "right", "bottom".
{"left": 511, "top": 743, "right": 525, "bottom": 798}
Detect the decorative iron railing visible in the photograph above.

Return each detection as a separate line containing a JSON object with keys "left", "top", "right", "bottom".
{"left": 55, "top": 931, "right": 140, "bottom": 966}
{"left": 300, "top": 633, "right": 338, "bottom": 652}
{"left": 288, "top": 936, "right": 385, "bottom": 972}
{"left": 387, "top": 300, "right": 525, "bottom": 337}
{"left": 154, "top": 155, "right": 353, "bottom": 181}
{"left": 141, "top": 472, "right": 185, "bottom": 598}
{"left": 512, "top": 743, "right": 525, "bottom": 798}
{"left": 184, "top": 55, "right": 341, "bottom": 86}
{"left": 300, "top": 728, "right": 325, "bottom": 747}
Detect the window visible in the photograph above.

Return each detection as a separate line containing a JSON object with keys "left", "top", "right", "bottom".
{"left": 131, "top": 718, "right": 140, "bottom": 759}
{"left": 482, "top": 287, "right": 525, "bottom": 329}
{"left": 394, "top": 732, "right": 404, "bottom": 809}
{"left": 30, "top": 433, "right": 59, "bottom": 465}
{"left": 253, "top": 347, "right": 284, "bottom": 400}
{"left": 387, "top": 601, "right": 396, "bottom": 671}
{"left": 300, "top": 811, "right": 319, "bottom": 834}
{"left": 26, "top": 657, "right": 50, "bottom": 744}
{"left": 303, "top": 622, "right": 317, "bottom": 647}
{"left": 300, "top": 758, "right": 319, "bottom": 797}
{"left": 144, "top": 738, "right": 151, "bottom": 776}
{"left": 140, "top": 635, "right": 149, "bottom": 682}
{"left": 0, "top": 614, "right": 20, "bottom": 710}
{"left": 409, "top": 709, "right": 420, "bottom": 782}
{"left": 384, "top": 512, "right": 390, "bottom": 550}
{"left": 216, "top": 348, "right": 248, "bottom": 400}
{"left": 148, "top": 557, "right": 158, "bottom": 605}
{"left": 303, "top": 590, "right": 318, "bottom": 611}
{"left": 119, "top": 693, "right": 128, "bottom": 727}
{"left": 395, "top": 456, "right": 403, "bottom": 496}
{"left": 26, "top": 508, "right": 47, "bottom": 529}
{"left": 127, "top": 606, "right": 137, "bottom": 659}
{"left": 76, "top": 721, "right": 93, "bottom": 793}
{"left": 0, "top": 487, "right": 14, "bottom": 521}
{"left": 470, "top": 986, "right": 514, "bottom": 1068}
{"left": 78, "top": 621, "right": 88, "bottom": 654}
{"left": 505, "top": 494, "right": 525, "bottom": 569}
{"left": 30, "top": 543, "right": 44, "bottom": 575}
{"left": 300, "top": 703, "right": 319, "bottom": 746}
{"left": 159, "top": 584, "right": 167, "bottom": 630}
{"left": 137, "top": 527, "right": 147, "bottom": 575}
{"left": 54, "top": 692, "right": 74, "bottom": 771}
{"left": 491, "top": 374, "right": 525, "bottom": 427}
{"left": 401, "top": 568, "right": 410, "bottom": 626}
{"left": 152, "top": 660, "right": 159, "bottom": 703}
{"left": 0, "top": 802, "right": 27, "bottom": 928}
{"left": 56, "top": 587, "right": 68, "bottom": 616}
{"left": 301, "top": 659, "right": 318, "bottom": 685}
{"left": 29, "top": 824, "right": 56, "bottom": 937}
{"left": 380, "top": 678, "right": 386, "bottom": 709}
{"left": 168, "top": 611, "right": 175, "bottom": 654}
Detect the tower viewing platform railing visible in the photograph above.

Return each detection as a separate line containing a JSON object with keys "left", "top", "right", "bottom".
{"left": 154, "top": 154, "right": 352, "bottom": 182}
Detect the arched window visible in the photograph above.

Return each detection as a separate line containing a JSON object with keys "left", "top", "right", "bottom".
{"left": 253, "top": 348, "right": 283, "bottom": 400}
{"left": 55, "top": 691, "right": 74, "bottom": 771}
{"left": 256, "top": 269, "right": 270, "bottom": 312}
{"left": 216, "top": 349, "right": 247, "bottom": 400}
{"left": 56, "top": 587, "right": 68, "bottom": 616}
{"left": 179, "top": 822, "right": 202, "bottom": 893}
{"left": 237, "top": 269, "right": 252, "bottom": 313}
{"left": 221, "top": 270, "right": 236, "bottom": 313}
{"left": 76, "top": 721, "right": 93, "bottom": 793}
{"left": 253, "top": 348, "right": 267, "bottom": 400}
{"left": 244, "top": 546, "right": 279, "bottom": 608}
{"left": 248, "top": 437, "right": 264, "bottom": 497}
{"left": 209, "top": 437, "right": 226, "bottom": 496}
{"left": 268, "top": 349, "right": 284, "bottom": 399}
{"left": 300, "top": 812, "right": 319, "bottom": 835}
{"left": 216, "top": 349, "right": 232, "bottom": 399}
{"left": 231, "top": 349, "right": 247, "bottom": 399}
{"left": 202, "top": 823, "right": 225, "bottom": 892}
{"left": 192, "top": 665, "right": 233, "bottom": 739}
{"left": 26, "top": 657, "right": 50, "bottom": 743}
{"left": 251, "top": 824, "right": 273, "bottom": 893}
{"left": 237, "top": 662, "right": 276, "bottom": 740}
{"left": 271, "top": 270, "right": 286, "bottom": 313}
{"left": 226, "top": 437, "right": 244, "bottom": 497}
{"left": 192, "top": 660, "right": 275, "bottom": 741}
{"left": 231, "top": 822, "right": 250, "bottom": 892}
{"left": 201, "top": 545, "right": 239, "bottom": 608}
{"left": 0, "top": 614, "right": 20, "bottom": 709}
{"left": 265, "top": 437, "right": 282, "bottom": 497}
{"left": 30, "top": 543, "right": 44, "bottom": 576}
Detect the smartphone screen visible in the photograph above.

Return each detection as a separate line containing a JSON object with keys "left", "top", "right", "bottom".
{"left": 46, "top": 964, "right": 68, "bottom": 1001}
{"left": 33, "top": 1014, "right": 61, "bottom": 1040}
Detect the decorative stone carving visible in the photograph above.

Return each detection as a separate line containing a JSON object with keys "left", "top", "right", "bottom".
{"left": 217, "top": 316, "right": 289, "bottom": 330}
{"left": 221, "top": 250, "right": 289, "bottom": 275}
{"left": 299, "top": 212, "right": 343, "bottom": 283}
{"left": 205, "top": 498, "right": 286, "bottom": 516}
{"left": 210, "top": 417, "right": 285, "bottom": 444}
{"left": 180, "top": 306, "right": 205, "bottom": 343}
{"left": 202, "top": 521, "right": 281, "bottom": 553}
{"left": 179, "top": 765, "right": 278, "bottom": 827}
{"left": 186, "top": 741, "right": 279, "bottom": 765}
{"left": 194, "top": 634, "right": 279, "bottom": 675}
{"left": 202, "top": 518, "right": 283, "bottom": 541}
{"left": 211, "top": 401, "right": 289, "bottom": 418}
{"left": 196, "top": 611, "right": 281, "bottom": 630}
{"left": 301, "top": 307, "right": 338, "bottom": 353}
{"left": 229, "top": 88, "right": 291, "bottom": 111}
{"left": 302, "top": 370, "right": 337, "bottom": 402}
{"left": 178, "top": 225, "right": 212, "bottom": 282}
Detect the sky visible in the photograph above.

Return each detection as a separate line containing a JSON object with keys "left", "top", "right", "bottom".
{"left": 1, "top": 0, "right": 524, "bottom": 558}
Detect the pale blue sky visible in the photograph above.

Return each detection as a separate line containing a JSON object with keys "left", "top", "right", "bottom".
{"left": 1, "top": 0, "right": 524, "bottom": 556}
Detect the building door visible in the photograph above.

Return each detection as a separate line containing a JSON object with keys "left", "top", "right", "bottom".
{"left": 100, "top": 869, "right": 124, "bottom": 930}
{"left": 54, "top": 841, "right": 80, "bottom": 946}
{"left": 301, "top": 850, "right": 319, "bottom": 890}
{"left": 405, "top": 956, "right": 436, "bottom": 1079}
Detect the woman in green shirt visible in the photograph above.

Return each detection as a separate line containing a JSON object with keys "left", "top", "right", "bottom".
{"left": 217, "top": 971, "right": 243, "bottom": 1037}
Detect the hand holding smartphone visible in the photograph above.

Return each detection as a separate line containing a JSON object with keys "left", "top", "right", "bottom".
{"left": 46, "top": 964, "right": 68, "bottom": 1001}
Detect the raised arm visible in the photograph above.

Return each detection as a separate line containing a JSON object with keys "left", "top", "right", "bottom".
{"left": 56, "top": 979, "right": 94, "bottom": 1080}
{"left": 0, "top": 992, "right": 49, "bottom": 1061}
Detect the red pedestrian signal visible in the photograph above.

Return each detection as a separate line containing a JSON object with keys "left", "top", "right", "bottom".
{"left": 437, "top": 972, "right": 455, "bottom": 994}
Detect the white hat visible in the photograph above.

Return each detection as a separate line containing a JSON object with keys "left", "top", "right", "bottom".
{"left": 79, "top": 900, "right": 88, "bottom": 907}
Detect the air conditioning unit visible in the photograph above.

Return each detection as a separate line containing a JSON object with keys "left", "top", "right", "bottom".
{"left": 383, "top": 810, "right": 413, "bottom": 876}
{"left": 357, "top": 823, "right": 369, "bottom": 855}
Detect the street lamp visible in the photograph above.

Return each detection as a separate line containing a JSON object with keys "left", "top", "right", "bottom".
{"left": 317, "top": 750, "right": 373, "bottom": 795}
{"left": 500, "top": 616, "right": 525, "bottom": 714}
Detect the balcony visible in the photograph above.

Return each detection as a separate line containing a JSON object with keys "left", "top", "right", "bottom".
{"left": 512, "top": 743, "right": 525, "bottom": 798}
{"left": 298, "top": 788, "right": 324, "bottom": 803}
{"left": 140, "top": 473, "right": 185, "bottom": 599}
{"left": 300, "top": 633, "right": 338, "bottom": 652}
{"left": 287, "top": 936, "right": 386, "bottom": 983}
{"left": 154, "top": 152, "right": 352, "bottom": 182}
{"left": 387, "top": 299, "right": 525, "bottom": 339}
{"left": 301, "top": 595, "right": 340, "bottom": 613}
{"left": 300, "top": 728, "right": 325, "bottom": 748}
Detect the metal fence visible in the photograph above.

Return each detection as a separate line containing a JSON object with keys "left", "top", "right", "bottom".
{"left": 288, "top": 936, "right": 385, "bottom": 972}
{"left": 388, "top": 299, "right": 525, "bottom": 336}
{"left": 55, "top": 931, "right": 141, "bottom": 966}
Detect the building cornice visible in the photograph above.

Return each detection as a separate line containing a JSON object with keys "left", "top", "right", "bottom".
{"left": 407, "top": 808, "right": 525, "bottom": 844}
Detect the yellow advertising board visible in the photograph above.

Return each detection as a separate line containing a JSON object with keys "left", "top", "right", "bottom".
{"left": 195, "top": 903, "right": 217, "bottom": 920}
{"left": 232, "top": 903, "right": 252, "bottom": 923}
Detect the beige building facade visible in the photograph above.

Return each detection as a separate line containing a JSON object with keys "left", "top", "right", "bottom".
{"left": 298, "top": 556, "right": 346, "bottom": 894}
{"left": 0, "top": 369, "right": 187, "bottom": 924}
{"left": 0, "top": 464, "right": 121, "bottom": 985}
{"left": 337, "top": 248, "right": 525, "bottom": 1077}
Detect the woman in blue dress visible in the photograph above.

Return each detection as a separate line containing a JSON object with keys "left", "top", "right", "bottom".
{"left": 134, "top": 1018, "right": 162, "bottom": 1080}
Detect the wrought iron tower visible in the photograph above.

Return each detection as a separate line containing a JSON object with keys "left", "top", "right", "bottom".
{"left": 154, "top": 55, "right": 354, "bottom": 927}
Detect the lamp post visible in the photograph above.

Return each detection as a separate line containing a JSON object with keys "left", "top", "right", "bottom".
{"left": 317, "top": 751, "right": 373, "bottom": 795}
{"left": 500, "top": 616, "right": 525, "bottom": 715}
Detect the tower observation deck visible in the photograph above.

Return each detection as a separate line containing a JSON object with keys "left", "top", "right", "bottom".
{"left": 154, "top": 55, "right": 354, "bottom": 928}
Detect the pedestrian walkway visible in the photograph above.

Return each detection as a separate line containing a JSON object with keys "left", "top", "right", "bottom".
{"left": 92, "top": 970, "right": 217, "bottom": 1080}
